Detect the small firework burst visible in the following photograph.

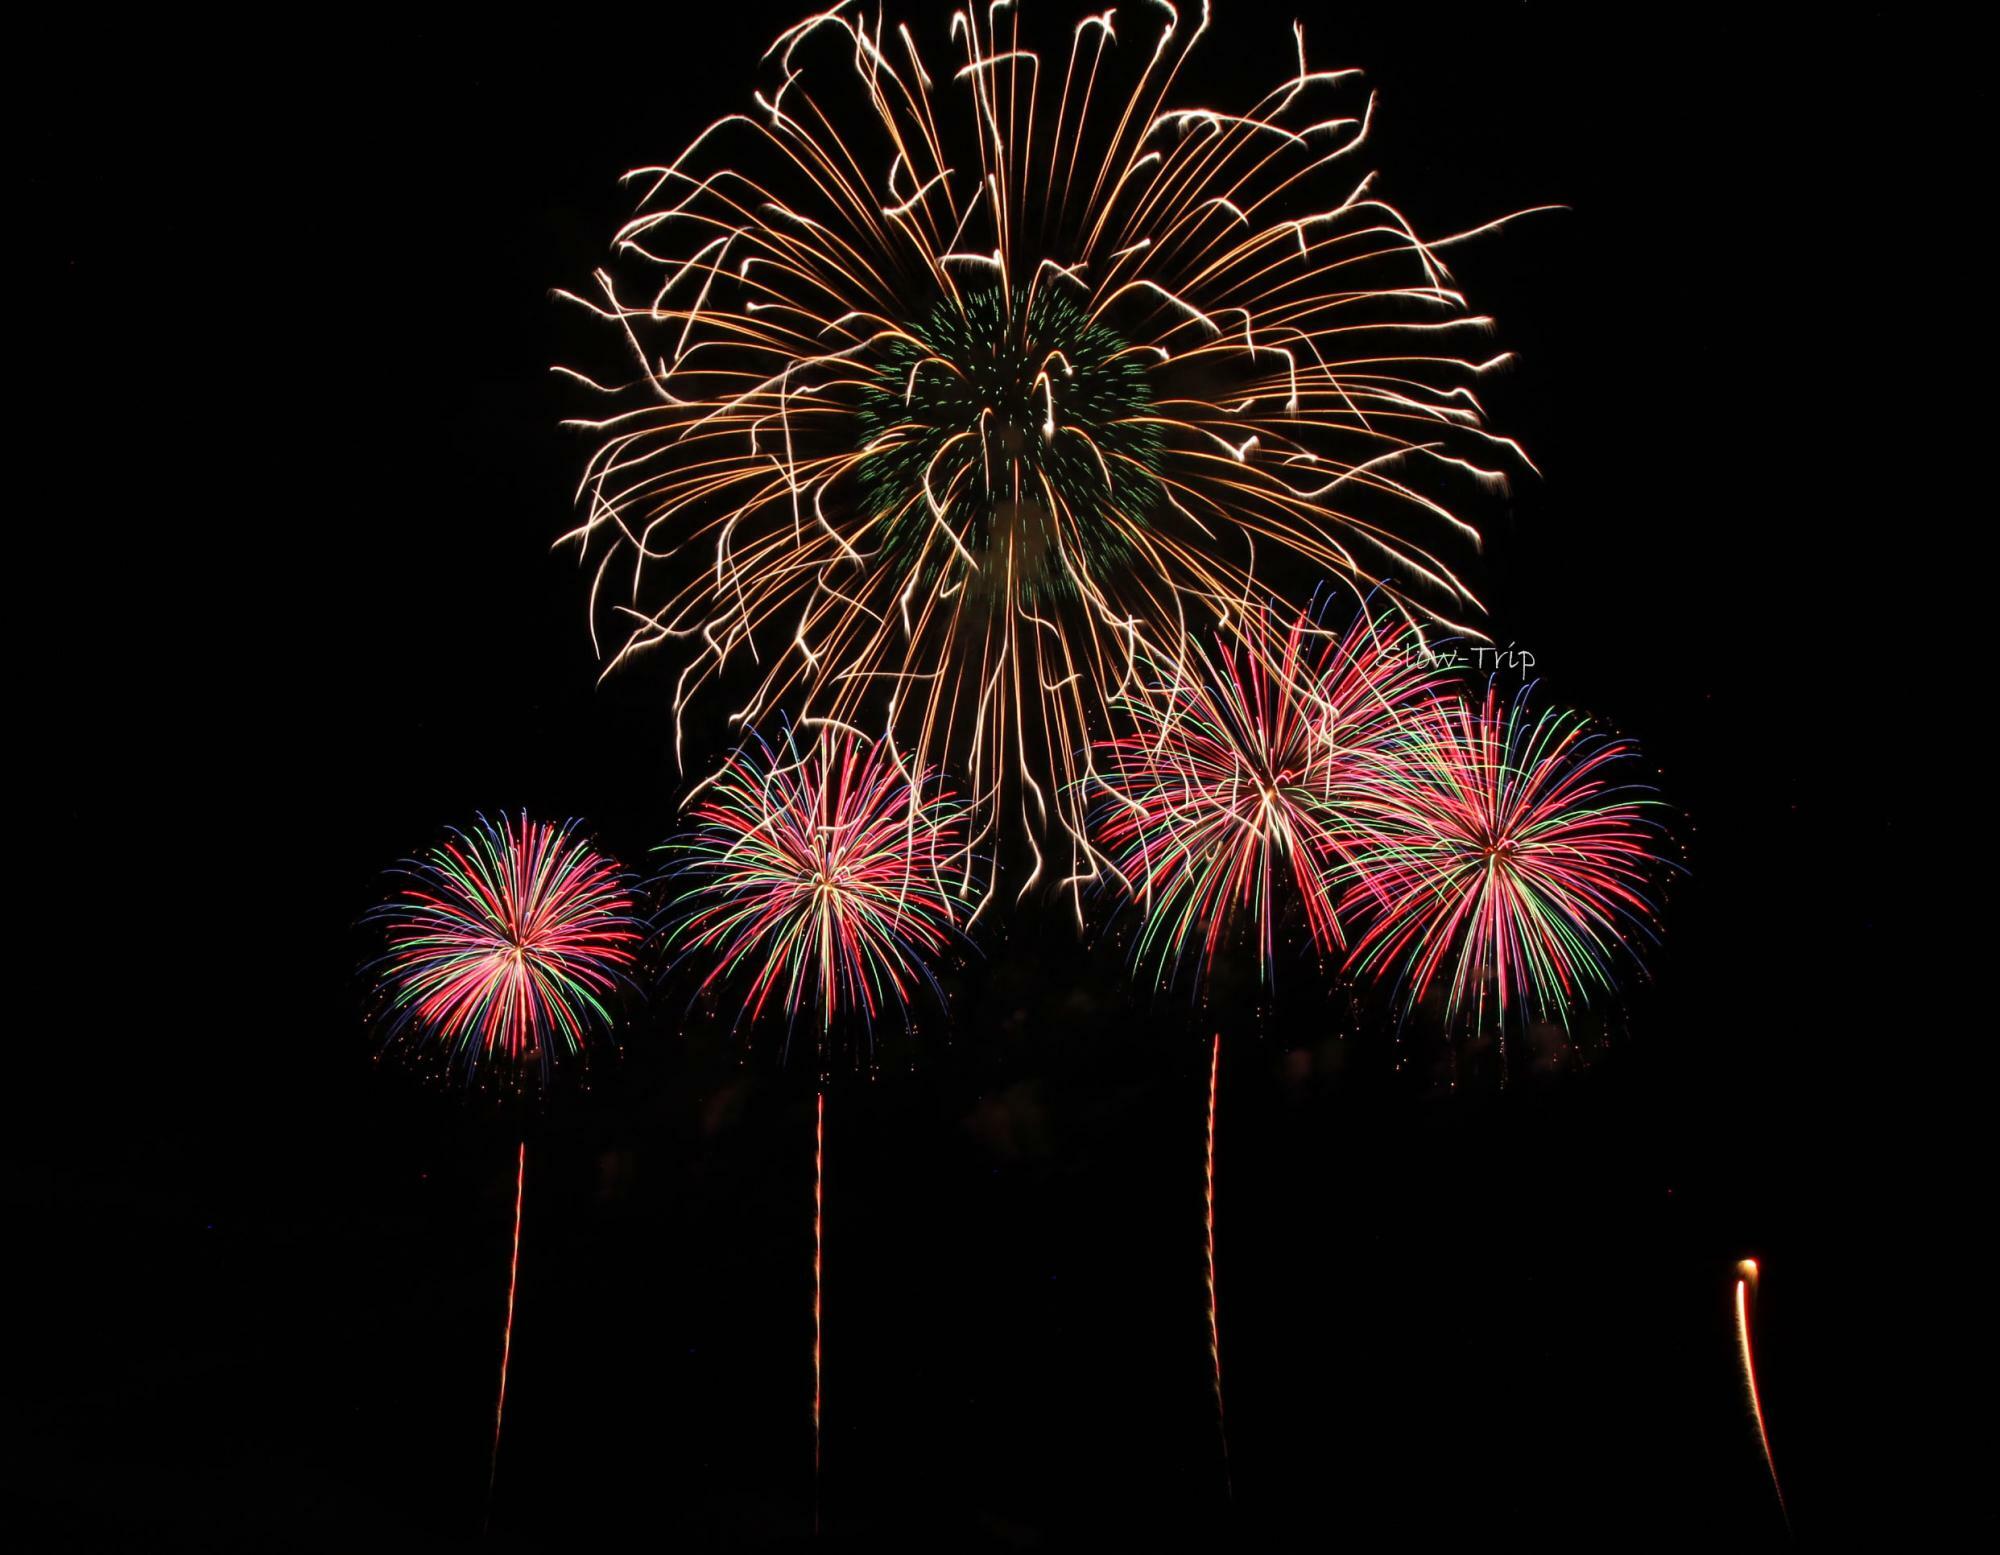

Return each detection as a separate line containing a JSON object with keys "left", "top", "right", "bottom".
{"left": 366, "top": 812, "right": 642, "bottom": 1090}
{"left": 658, "top": 723, "right": 974, "bottom": 1044}
{"left": 1089, "top": 598, "right": 1445, "bottom": 991}
{"left": 1341, "top": 683, "right": 1663, "bottom": 1034}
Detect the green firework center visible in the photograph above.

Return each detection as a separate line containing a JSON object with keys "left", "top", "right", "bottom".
{"left": 855, "top": 285, "right": 1164, "bottom": 598}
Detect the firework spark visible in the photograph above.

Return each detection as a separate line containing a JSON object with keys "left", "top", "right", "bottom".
{"left": 561, "top": 1, "right": 1543, "bottom": 902}
{"left": 367, "top": 811, "right": 643, "bottom": 1089}
{"left": 1341, "top": 682, "right": 1661, "bottom": 1047}
{"left": 1089, "top": 598, "right": 1445, "bottom": 990}
{"left": 659, "top": 722, "right": 974, "bottom": 1040}
{"left": 1735, "top": 1258, "right": 1788, "bottom": 1529}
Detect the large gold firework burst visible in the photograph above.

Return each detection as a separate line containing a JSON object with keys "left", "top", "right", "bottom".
{"left": 559, "top": 0, "right": 1542, "bottom": 909}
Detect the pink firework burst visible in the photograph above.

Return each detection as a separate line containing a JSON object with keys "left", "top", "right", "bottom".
{"left": 660, "top": 724, "right": 974, "bottom": 1042}
{"left": 1341, "top": 682, "right": 1664, "bottom": 1033}
{"left": 1090, "top": 599, "right": 1447, "bottom": 991}
{"left": 368, "top": 811, "right": 643, "bottom": 1089}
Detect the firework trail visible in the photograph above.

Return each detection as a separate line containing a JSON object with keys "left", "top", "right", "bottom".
{"left": 366, "top": 813, "right": 639, "bottom": 1529}
{"left": 485, "top": 1140, "right": 527, "bottom": 1533}
{"left": 813, "top": 1091, "right": 825, "bottom": 1532}
{"left": 561, "top": 1, "right": 1544, "bottom": 904}
{"left": 1090, "top": 597, "right": 1444, "bottom": 990}
{"left": 1735, "top": 1258, "right": 1788, "bottom": 1531}
{"left": 660, "top": 723, "right": 973, "bottom": 1039}
{"left": 1204, "top": 1028, "right": 1229, "bottom": 1495}
{"left": 659, "top": 724, "right": 972, "bottom": 1527}
{"left": 1341, "top": 682, "right": 1662, "bottom": 1063}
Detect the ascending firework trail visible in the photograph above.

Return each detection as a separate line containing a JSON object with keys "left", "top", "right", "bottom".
{"left": 1734, "top": 1258, "right": 1789, "bottom": 1533}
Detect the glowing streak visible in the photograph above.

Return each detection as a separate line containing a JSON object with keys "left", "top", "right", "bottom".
{"left": 1341, "top": 682, "right": 1666, "bottom": 1051}
{"left": 1735, "top": 1259, "right": 1788, "bottom": 1530}
{"left": 1205, "top": 1029, "right": 1230, "bottom": 1494}
{"left": 484, "top": 1140, "right": 526, "bottom": 1534}
{"left": 813, "top": 1091, "right": 825, "bottom": 1534}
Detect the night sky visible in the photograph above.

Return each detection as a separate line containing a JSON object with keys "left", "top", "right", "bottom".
{"left": 20, "top": 3, "right": 1931, "bottom": 1546}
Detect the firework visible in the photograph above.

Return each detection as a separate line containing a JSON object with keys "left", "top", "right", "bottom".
{"left": 365, "top": 813, "right": 639, "bottom": 1531}
{"left": 1735, "top": 1258, "right": 1788, "bottom": 1529}
{"left": 659, "top": 722, "right": 974, "bottom": 1040}
{"left": 1089, "top": 598, "right": 1445, "bottom": 990}
{"left": 1088, "top": 599, "right": 1438, "bottom": 1494}
{"left": 559, "top": 1, "right": 1543, "bottom": 900}
{"left": 658, "top": 723, "right": 971, "bottom": 1530}
{"left": 1341, "top": 682, "right": 1662, "bottom": 1045}
{"left": 367, "top": 811, "right": 643, "bottom": 1089}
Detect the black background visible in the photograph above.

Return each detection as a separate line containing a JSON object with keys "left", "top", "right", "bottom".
{"left": 20, "top": 2, "right": 1932, "bottom": 1546}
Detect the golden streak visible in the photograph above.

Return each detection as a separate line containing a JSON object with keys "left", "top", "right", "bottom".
{"left": 1734, "top": 1261, "right": 1788, "bottom": 1530}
